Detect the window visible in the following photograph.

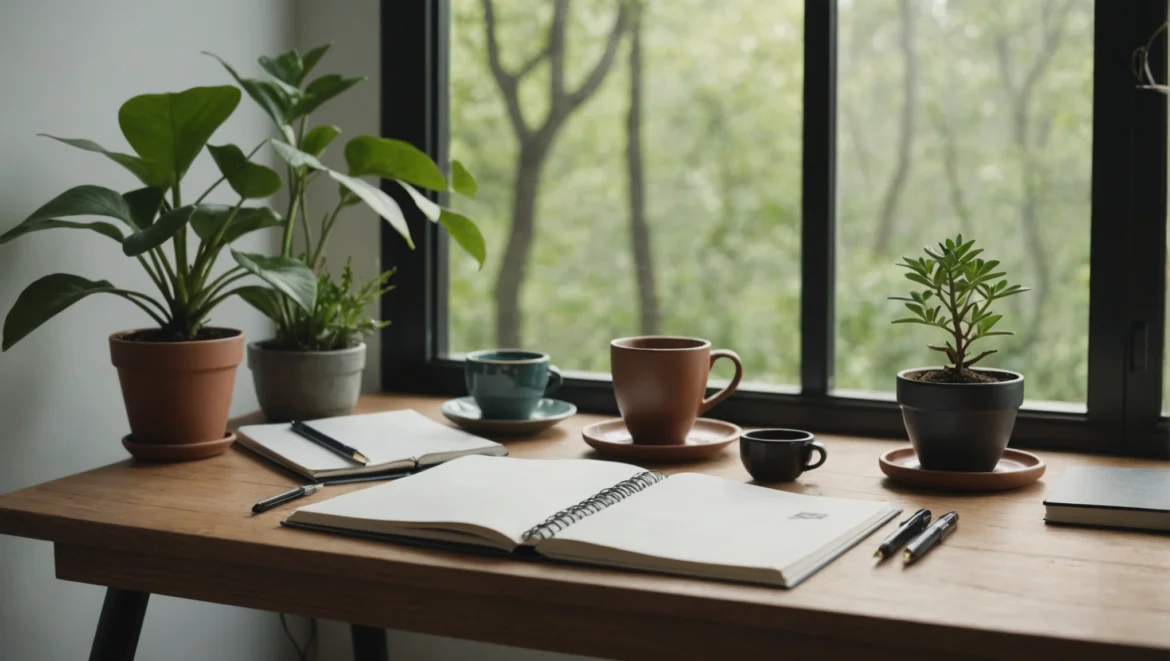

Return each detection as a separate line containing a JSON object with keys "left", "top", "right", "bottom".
{"left": 381, "top": 1, "right": 1169, "bottom": 457}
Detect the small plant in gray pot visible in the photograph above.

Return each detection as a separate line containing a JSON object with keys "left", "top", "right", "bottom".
{"left": 890, "top": 235, "right": 1029, "bottom": 472}
{"left": 208, "top": 45, "right": 485, "bottom": 422}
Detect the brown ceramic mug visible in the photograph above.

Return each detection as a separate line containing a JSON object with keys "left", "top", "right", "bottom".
{"left": 610, "top": 336, "right": 744, "bottom": 445}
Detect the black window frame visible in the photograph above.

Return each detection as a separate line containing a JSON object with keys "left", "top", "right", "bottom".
{"left": 380, "top": 0, "right": 1169, "bottom": 458}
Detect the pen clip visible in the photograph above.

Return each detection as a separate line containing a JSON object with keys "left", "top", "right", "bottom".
{"left": 899, "top": 509, "right": 930, "bottom": 526}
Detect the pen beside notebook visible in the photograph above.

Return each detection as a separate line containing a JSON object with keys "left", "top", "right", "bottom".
{"left": 290, "top": 420, "right": 369, "bottom": 465}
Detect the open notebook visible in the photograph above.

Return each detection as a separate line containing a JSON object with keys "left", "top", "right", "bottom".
{"left": 284, "top": 455, "right": 900, "bottom": 588}
{"left": 237, "top": 410, "right": 507, "bottom": 480}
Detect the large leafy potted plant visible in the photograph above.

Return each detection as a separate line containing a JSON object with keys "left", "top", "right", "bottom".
{"left": 1, "top": 86, "right": 317, "bottom": 460}
{"left": 207, "top": 46, "right": 485, "bottom": 422}
{"left": 889, "top": 235, "right": 1029, "bottom": 471}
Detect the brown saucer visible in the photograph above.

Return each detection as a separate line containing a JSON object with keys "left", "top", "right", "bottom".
{"left": 879, "top": 446, "right": 1045, "bottom": 491}
{"left": 582, "top": 418, "right": 742, "bottom": 462}
{"left": 122, "top": 432, "right": 237, "bottom": 462}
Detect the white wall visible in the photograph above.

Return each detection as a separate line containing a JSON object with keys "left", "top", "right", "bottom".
{"left": 0, "top": 1, "right": 295, "bottom": 659}
{"left": 294, "top": 2, "right": 593, "bottom": 658}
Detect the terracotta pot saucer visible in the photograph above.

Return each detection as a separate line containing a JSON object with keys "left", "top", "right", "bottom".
{"left": 582, "top": 418, "right": 741, "bottom": 463}
{"left": 879, "top": 446, "right": 1045, "bottom": 492}
{"left": 122, "top": 432, "right": 237, "bottom": 462}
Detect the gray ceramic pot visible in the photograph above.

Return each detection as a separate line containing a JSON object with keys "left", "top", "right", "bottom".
{"left": 896, "top": 367, "right": 1024, "bottom": 472}
{"left": 247, "top": 342, "right": 366, "bottom": 422}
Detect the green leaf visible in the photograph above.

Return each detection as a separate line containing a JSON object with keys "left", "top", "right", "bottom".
{"left": 329, "top": 171, "right": 413, "bottom": 247}
{"left": 1, "top": 185, "right": 136, "bottom": 244}
{"left": 123, "top": 187, "right": 166, "bottom": 228}
{"left": 235, "top": 285, "right": 282, "bottom": 321}
{"left": 39, "top": 135, "right": 162, "bottom": 187}
{"left": 208, "top": 144, "right": 282, "bottom": 198}
{"left": 451, "top": 160, "right": 478, "bottom": 197}
{"left": 301, "top": 44, "right": 331, "bottom": 77}
{"left": 271, "top": 139, "right": 327, "bottom": 170}
{"left": 204, "top": 52, "right": 295, "bottom": 128}
{"left": 119, "top": 86, "right": 242, "bottom": 188}
{"left": 302, "top": 124, "right": 342, "bottom": 157}
{"left": 231, "top": 250, "right": 317, "bottom": 312}
{"left": 980, "top": 314, "right": 1003, "bottom": 333}
{"left": 439, "top": 209, "right": 486, "bottom": 268}
{"left": 922, "top": 290, "right": 933, "bottom": 300}
{"left": 395, "top": 181, "right": 440, "bottom": 221}
{"left": 122, "top": 205, "right": 196, "bottom": 256}
{"left": 905, "top": 272, "right": 933, "bottom": 288}
{"left": 905, "top": 303, "right": 925, "bottom": 317}
{"left": 892, "top": 318, "right": 930, "bottom": 325}
{"left": 2, "top": 274, "right": 117, "bottom": 350}
{"left": 344, "top": 136, "right": 447, "bottom": 191}
{"left": 258, "top": 50, "right": 304, "bottom": 86}
{"left": 288, "top": 74, "right": 365, "bottom": 119}
{"left": 190, "top": 205, "right": 282, "bottom": 244}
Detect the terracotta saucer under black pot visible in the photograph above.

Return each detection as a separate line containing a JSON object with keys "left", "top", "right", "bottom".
{"left": 896, "top": 367, "right": 1024, "bottom": 472}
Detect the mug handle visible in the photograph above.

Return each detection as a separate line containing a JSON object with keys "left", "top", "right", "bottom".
{"left": 545, "top": 365, "right": 563, "bottom": 396}
{"left": 803, "top": 441, "right": 827, "bottom": 471}
{"left": 698, "top": 350, "right": 743, "bottom": 415}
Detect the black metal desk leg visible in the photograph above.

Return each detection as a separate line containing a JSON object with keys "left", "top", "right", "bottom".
{"left": 351, "top": 625, "right": 388, "bottom": 661}
{"left": 88, "top": 588, "right": 150, "bottom": 661}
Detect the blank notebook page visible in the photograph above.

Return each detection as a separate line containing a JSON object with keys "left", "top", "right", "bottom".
{"left": 291, "top": 455, "right": 646, "bottom": 544}
{"left": 547, "top": 472, "right": 895, "bottom": 572}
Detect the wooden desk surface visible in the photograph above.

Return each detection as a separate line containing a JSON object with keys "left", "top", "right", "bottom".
{"left": 1, "top": 394, "right": 1167, "bottom": 660}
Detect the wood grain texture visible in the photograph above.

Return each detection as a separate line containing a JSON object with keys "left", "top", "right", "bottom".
{"left": 3, "top": 394, "right": 1169, "bottom": 660}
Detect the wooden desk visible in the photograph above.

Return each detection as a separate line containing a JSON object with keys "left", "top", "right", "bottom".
{"left": 1, "top": 395, "right": 1168, "bottom": 661}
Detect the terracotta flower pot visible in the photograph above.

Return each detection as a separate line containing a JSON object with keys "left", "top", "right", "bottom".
{"left": 109, "top": 328, "right": 244, "bottom": 461}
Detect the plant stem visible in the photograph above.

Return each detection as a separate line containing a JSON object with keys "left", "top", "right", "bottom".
{"left": 282, "top": 176, "right": 301, "bottom": 258}
{"left": 945, "top": 269, "right": 964, "bottom": 371}
{"left": 193, "top": 141, "right": 267, "bottom": 206}
{"left": 299, "top": 186, "right": 312, "bottom": 255}
{"left": 112, "top": 290, "right": 169, "bottom": 328}
{"left": 311, "top": 199, "right": 346, "bottom": 267}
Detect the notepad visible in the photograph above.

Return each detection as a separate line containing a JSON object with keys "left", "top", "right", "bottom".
{"left": 1044, "top": 466, "right": 1170, "bottom": 532}
{"left": 237, "top": 410, "right": 508, "bottom": 480}
{"left": 284, "top": 455, "right": 900, "bottom": 588}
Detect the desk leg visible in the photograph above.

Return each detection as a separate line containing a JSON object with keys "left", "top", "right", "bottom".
{"left": 351, "top": 625, "right": 388, "bottom": 661}
{"left": 88, "top": 588, "right": 150, "bottom": 661}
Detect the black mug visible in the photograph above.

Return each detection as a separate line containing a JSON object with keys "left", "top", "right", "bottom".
{"left": 739, "top": 429, "right": 827, "bottom": 482}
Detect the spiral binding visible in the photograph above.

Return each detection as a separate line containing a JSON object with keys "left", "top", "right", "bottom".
{"left": 521, "top": 470, "right": 667, "bottom": 542}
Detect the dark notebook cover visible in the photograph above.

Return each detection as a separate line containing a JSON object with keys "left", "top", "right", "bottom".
{"left": 1044, "top": 466, "right": 1170, "bottom": 512}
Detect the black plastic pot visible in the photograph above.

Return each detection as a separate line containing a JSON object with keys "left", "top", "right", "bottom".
{"left": 896, "top": 367, "right": 1024, "bottom": 472}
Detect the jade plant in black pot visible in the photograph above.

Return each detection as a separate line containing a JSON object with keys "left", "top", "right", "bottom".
{"left": 890, "top": 235, "right": 1029, "bottom": 472}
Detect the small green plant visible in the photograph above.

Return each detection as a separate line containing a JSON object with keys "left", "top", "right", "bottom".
{"left": 890, "top": 234, "right": 1029, "bottom": 382}
{"left": 1, "top": 85, "right": 317, "bottom": 349}
{"left": 207, "top": 45, "right": 485, "bottom": 351}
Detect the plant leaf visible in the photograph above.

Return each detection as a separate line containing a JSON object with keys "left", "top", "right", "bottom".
{"left": 301, "top": 124, "right": 342, "bottom": 157}
{"left": 1, "top": 185, "right": 135, "bottom": 245}
{"left": 905, "top": 272, "right": 933, "bottom": 288}
{"left": 288, "top": 74, "right": 366, "bottom": 119}
{"left": 119, "top": 86, "right": 242, "bottom": 187}
{"left": 123, "top": 187, "right": 166, "bottom": 228}
{"left": 451, "top": 160, "right": 478, "bottom": 197}
{"left": 2, "top": 274, "right": 117, "bottom": 350}
{"left": 204, "top": 52, "right": 295, "bottom": 128}
{"left": 0, "top": 218, "right": 123, "bottom": 244}
{"left": 892, "top": 318, "right": 930, "bottom": 325}
{"left": 329, "top": 172, "right": 412, "bottom": 247}
{"left": 208, "top": 144, "right": 283, "bottom": 199}
{"left": 271, "top": 139, "right": 327, "bottom": 170}
{"left": 39, "top": 135, "right": 163, "bottom": 187}
{"left": 301, "top": 44, "right": 331, "bottom": 77}
{"left": 231, "top": 250, "right": 317, "bottom": 312}
{"left": 905, "top": 303, "right": 925, "bottom": 317}
{"left": 258, "top": 50, "right": 304, "bottom": 86}
{"left": 344, "top": 136, "right": 447, "bottom": 191}
{"left": 190, "top": 205, "right": 282, "bottom": 244}
{"left": 235, "top": 285, "right": 282, "bottom": 321}
{"left": 395, "top": 181, "right": 441, "bottom": 221}
{"left": 122, "top": 205, "right": 196, "bottom": 256}
{"left": 439, "top": 208, "right": 486, "bottom": 268}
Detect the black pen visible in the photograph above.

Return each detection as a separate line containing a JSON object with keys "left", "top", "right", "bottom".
{"left": 903, "top": 511, "right": 959, "bottom": 564}
{"left": 874, "top": 508, "right": 931, "bottom": 560}
{"left": 252, "top": 483, "right": 322, "bottom": 514}
{"left": 290, "top": 420, "right": 370, "bottom": 466}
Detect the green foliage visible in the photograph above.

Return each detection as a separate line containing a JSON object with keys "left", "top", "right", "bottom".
{"left": 1, "top": 83, "right": 314, "bottom": 348}
{"left": 890, "top": 235, "right": 1029, "bottom": 373}
{"left": 214, "top": 45, "right": 487, "bottom": 351}
{"left": 249, "top": 259, "right": 395, "bottom": 351}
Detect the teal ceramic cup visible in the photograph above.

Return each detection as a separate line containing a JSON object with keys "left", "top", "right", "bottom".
{"left": 465, "top": 350, "right": 563, "bottom": 420}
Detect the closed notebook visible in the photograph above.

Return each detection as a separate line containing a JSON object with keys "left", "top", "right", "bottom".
{"left": 1044, "top": 466, "right": 1170, "bottom": 532}
{"left": 237, "top": 410, "right": 507, "bottom": 480}
{"left": 283, "top": 455, "right": 900, "bottom": 588}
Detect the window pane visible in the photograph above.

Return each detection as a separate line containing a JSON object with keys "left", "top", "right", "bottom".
{"left": 834, "top": 0, "right": 1093, "bottom": 405}
{"left": 449, "top": 0, "right": 803, "bottom": 385}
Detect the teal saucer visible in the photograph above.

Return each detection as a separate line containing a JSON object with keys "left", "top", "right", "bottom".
{"left": 441, "top": 397, "right": 577, "bottom": 436}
